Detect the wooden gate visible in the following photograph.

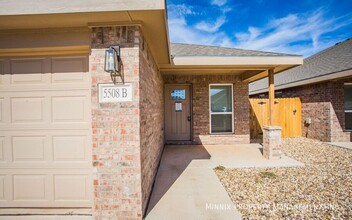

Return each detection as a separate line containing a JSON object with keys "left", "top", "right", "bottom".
{"left": 250, "top": 98, "right": 302, "bottom": 138}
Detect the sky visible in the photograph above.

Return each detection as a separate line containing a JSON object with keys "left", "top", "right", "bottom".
{"left": 166, "top": 0, "right": 352, "bottom": 57}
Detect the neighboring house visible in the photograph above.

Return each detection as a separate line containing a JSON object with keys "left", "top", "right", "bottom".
{"left": 250, "top": 38, "right": 352, "bottom": 142}
{"left": 0, "top": 1, "right": 302, "bottom": 219}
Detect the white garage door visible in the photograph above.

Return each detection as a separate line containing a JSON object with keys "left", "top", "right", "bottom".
{"left": 0, "top": 56, "right": 92, "bottom": 207}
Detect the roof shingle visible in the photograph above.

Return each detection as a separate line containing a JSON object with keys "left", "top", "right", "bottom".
{"left": 249, "top": 38, "right": 352, "bottom": 94}
{"left": 170, "top": 43, "right": 299, "bottom": 57}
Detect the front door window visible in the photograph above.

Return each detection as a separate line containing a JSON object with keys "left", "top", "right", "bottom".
{"left": 171, "top": 89, "right": 186, "bottom": 100}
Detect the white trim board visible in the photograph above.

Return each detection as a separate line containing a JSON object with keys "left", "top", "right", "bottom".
{"left": 250, "top": 69, "right": 352, "bottom": 95}
{"left": 209, "top": 84, "right": 234, "bottom": 134}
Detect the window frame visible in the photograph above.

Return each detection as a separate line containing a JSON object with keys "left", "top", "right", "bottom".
{"left": 344, "top": 83, "right": 352, "bottom": 131}
{"left": 209, "top": 83, "right": 234, "bottom": 134}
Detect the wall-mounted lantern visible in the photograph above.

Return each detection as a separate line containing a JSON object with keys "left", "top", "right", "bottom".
{"left": 104, "top": 46, "right": 123, "bottom": 83}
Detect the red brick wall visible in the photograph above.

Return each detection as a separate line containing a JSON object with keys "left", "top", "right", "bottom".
{"left": 163, "top": 74, "right": 250, "bottom": 144}
{"left": 252, "top": 80, "right": 351, "bottom": 142}
{"left": 90, "top": 26, "right": 165, "bottom": 219}
{"left": 328, "top": 81, "right": 351, "bottom": 142}
{"left": 139, "top": 36, "right": 164, "bottom": 213}
{"left": 90, "top": 26, "right": 145, "bottom": 220}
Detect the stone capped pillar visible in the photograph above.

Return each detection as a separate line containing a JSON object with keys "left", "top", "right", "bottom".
{"left": 263, "top": 126, "right": 282, "bottom": 159}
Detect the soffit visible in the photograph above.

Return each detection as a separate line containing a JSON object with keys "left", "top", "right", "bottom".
{"left": 0, "top": 0, "right": 165, "bottom": 15}
{"left": 160, "top": 56, "right": 303, "bottom": 82}
{"left": 0, "top": 9, "right": 170, "bottom": 65}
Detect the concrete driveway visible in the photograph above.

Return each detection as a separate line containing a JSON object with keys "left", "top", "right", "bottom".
{"left": 145, "top": 144, "right": 303, "bottom": 220}
{"left": 0, "top": 209, "right": 92, "bottom": 220}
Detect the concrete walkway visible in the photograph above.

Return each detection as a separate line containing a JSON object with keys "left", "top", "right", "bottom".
{"left": 328, "top": 142, "right": 352, "bottom": 150}
{"left": 145, "top": 144, "right": 303, "bottom": 220}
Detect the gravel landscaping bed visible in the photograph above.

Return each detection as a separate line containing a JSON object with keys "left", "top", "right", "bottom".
{"left": 215, "top": 137, "right": 352, "bottom": 219}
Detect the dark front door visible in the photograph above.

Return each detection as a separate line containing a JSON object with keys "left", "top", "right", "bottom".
{"left": 165, "top": 85, "right": 191, "bottom": 141}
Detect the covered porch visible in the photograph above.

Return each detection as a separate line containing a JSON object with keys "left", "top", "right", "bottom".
{"left": 161, "top": 44, "right": 303, "bottom": 159}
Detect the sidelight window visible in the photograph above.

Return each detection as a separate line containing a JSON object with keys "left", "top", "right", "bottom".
{"left": 209, "top": 84, "right": 234, "bottom": 133}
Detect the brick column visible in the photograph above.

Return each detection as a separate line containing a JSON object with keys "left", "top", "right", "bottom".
{"left": 90, "top": 25, "right": 165, "bottom": 219}
{"left": 263, "top": 126, "right": 282, "bottom": 159}
{"left": 90, "top": 26, "right": 143, "bottom": 219}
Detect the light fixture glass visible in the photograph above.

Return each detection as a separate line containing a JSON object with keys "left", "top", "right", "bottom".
{"left": 104, "top": 46, "right": 120, "bottom": 73}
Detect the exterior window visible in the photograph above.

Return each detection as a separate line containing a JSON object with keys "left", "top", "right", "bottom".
{"left": 209, "top": 84, "right": 234, "bottom": 133}
{"left": 344, "top": 84, "right": 352, "bottom": 131}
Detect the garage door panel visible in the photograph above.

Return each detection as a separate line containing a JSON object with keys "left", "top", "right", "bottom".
{"left": 0, "top": 97, "right": 11, "bottom": 127}
{"left": 0, "top": 136, "right": 10, "bottom": 164}
{"left": 0, "top": 98, "right": 4, "bottom": 123}
{"left": 52, "top": 57, "right": 87, "bottom": 73}
{"left": 0, "top": 60, "right": 3, "bottom": 75}
{"left": 0, "top": 62, "right": 4, "bottom": 86}
{"left": 0, "top": 175, "right": 5, "bottom": 200}
{"left": 0, "top": 57, "right": 89, "bottom": 90}
{"left": 51, "top": 57, "right": 89, "bottom": 85}
{"left": 0, "top": 56, "right": 92, "bottom": 207}
{"left": 0, "top": 131, "right": 90, "bottom": 169}
{"left": 11, "top": 97, "right": 45, "bottom": 123}
{"left": 12, "top": 136, "right": 46, "bottom": 162}
{"left": 13, "top": 175, "right": 47, "bottom": 201}
{"left": 11, "top": 59, "right": 44, "bottom": 74}
{"left": 52, "top": 72, "right": 86, "bottom": 83}
{"left": 1, "top": 80, "right": 89, "bottom": 91}
{"left": 52, "top": 96, "right": 86, "bottom": 123}
{"left": 0, "top": 61, "right": 10, "bottom": 84}
{"left": 0, "top": 90, "right": 90, "bottom": 130}
{"left": 54, "top": 175, "right": 90, "bottom": 201}
{"left": 0, "top": 137, "right": 4, "bottom": 162}
{"left": 10, "top": 59, "right": 48, "bottom": 85}
{"left": 0, "top": 169, "right": 92, "bottom": 207}
{"left": 53, "top": 136, "right": 87, "bottom": 162}
{"left": 11, "top": 74, "right": 46, "bottom": 85}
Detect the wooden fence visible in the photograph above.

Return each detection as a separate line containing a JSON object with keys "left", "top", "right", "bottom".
{"left": 250, "top": 98, "right": 302, "bottom": 138}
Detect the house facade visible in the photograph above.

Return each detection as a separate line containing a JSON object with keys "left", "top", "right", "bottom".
{"left": 250, "top": 38, "right": 352, "bottom": 142}
{"left": 0, "top": 1, "right": 302, "bottom": 219}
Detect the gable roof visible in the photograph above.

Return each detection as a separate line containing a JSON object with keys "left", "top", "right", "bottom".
{"left": 249, "top": 38, "right": 352, "bottom": 94}
{"left": 160, "top": 43, "right": 303, "bottom": 80}
{"left": 170, "top": 43, "right": 299, "bottom": 57}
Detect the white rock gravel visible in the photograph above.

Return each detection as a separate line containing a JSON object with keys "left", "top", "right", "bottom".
{"left": 215, "top": 137, "right": 352, "bottom": 219}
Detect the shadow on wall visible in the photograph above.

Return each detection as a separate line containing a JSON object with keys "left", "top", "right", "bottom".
{"left": 146, "top": 145, "right": 211, "bottom": 216}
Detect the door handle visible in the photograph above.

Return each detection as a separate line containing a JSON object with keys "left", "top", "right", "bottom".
{"left": 187, "top": 115, "right": 191, "bottom": 122}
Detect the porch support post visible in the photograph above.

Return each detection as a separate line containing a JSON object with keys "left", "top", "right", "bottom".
{"left": 263, "top": 69, "right": 283, "bottom": 159}
{"left": 268, "top": 68, "right": 275, "bottom": 125}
